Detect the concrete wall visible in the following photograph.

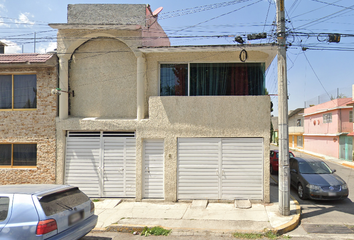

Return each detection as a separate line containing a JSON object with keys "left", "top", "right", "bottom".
{"left": 304, "top": 136, "right": 340, "bottom": 159}
{"left": 67, "top": 4, "right": 147, "bottom": 25}
{"left": 304, "top": 98, "right": 351, "bottom": 114}
{"left": 288, "top": 113, "right": 304, "bottom": 133}
{"left": 304, "top": 109, "right": 352, "bottom": 134}
{"left": 0, "top": 66, "right": 57, "bottom": 184}
{"left": 144, "top": 50, "right": 270, "bottom": 117}
{"left": 56, "top": 95, "right": 271, "bottom": 202}
{"left": 69, "top": 37, "right": 137, "bottom": 118}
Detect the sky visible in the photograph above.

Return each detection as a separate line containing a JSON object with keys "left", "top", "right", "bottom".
{"left": 0, "top": 0, "right": 353, "bottom": 116}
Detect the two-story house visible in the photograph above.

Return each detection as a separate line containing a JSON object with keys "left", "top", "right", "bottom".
{"left": 304, "top": 97, "right": 353, "bottom": 161}
{"left": 0, "top": 53, "right": 58, "bottom": 184}
{"left": 288, "top": 108, "right": 304, "bottom": 150}
{"left": 50, "top": 4, "right": 277, "bottom": 202}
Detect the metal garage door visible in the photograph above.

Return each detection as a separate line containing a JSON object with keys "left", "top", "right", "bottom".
{"left": 65, "top": 132, "right": 136, "bottom": 198}
{"left": 177, "top": 138, "right": 263, "bottom": 200}
{"left": 143, "top": 139, "right": 164, "bottom": 199}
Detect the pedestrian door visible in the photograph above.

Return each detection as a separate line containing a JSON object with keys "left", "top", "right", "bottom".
{"left": 340, "top": 136, "right": 353, "bottom": 161}
{"left": 65, "top": 132, "right": 136, "bottom": 198}
{"left": 143, "top": 139, "right": 164, "bottom": 199}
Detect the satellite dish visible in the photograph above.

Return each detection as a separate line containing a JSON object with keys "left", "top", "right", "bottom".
{"left": 153, "top": 7, "right": 163, "bottom": 17}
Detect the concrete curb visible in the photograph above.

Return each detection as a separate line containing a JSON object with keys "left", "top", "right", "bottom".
{"left": 290, "top": 147, "right": 354, "bottom": 170}
{"left": 340, "top": 163, "right": 354, "bottom": 169}
{"left": 270, "top": 175, "right": 301, "bottom": 235}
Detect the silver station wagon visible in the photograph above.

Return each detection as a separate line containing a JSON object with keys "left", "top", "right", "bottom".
{"left": 0, "top": 184, "right": 97, "bottom": 240}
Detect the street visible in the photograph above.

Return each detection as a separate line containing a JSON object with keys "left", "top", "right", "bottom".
{"left": 82, "top": 149, "right": 354, "bottom": 240}
{"left": 281, "top": 150, "right": 354, "bottom": 239}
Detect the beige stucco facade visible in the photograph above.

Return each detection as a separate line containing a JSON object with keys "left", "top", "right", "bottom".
{"left": 52, "top": 4, "right": 276, "bottom": 203}
{"left": 56, "top": 95, "right": 271, "bottom": 202}
{"left": 0, "top": 58, "right": 58, "bottom": 184}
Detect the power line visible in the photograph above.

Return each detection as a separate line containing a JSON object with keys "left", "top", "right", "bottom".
{"left": 303, "top": 52, "right": 331, "bottom": 99}
{"left": 158, "top": 0, "right": 253, "bottom": 20}
{"left": 295, "top": 3, "right": 354, "bottom": 29}
{"left": 172, "top": 0, "right": 263, "bottom": 34}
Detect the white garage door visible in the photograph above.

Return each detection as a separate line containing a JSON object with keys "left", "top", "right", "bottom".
{"left": 65, "top": 132, "right": 136, "bottom": 198}
{"left": 177, "top": 138, "right": 263, "bottom": 200}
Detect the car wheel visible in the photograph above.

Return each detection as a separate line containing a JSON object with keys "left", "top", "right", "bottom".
{"left": 297, "top": 183, "right": 307, "bottom": 200}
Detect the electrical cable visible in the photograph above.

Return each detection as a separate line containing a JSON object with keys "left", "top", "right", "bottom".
{"left": 159, "top": 0, "right": 253, "bottom": 20}
{"left": 303, "top": 52, "right": 331, "bottom": 99}
{"left": 295, "top": 3, "right": 354, "bottom": 30}
{"left": 171, "top": 0, "right": 263, "bottom": 34}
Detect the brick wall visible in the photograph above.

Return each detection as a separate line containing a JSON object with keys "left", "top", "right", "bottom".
{"left": 0, "top": 66, "right": 57, "bottom": 184}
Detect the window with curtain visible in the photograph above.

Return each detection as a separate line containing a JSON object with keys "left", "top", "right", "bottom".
{"left": 160, "top": 64, "right": 188, "bottom": 96}
{"left": 160, "top": 63, "right": 265, "bottom": 96}
{"left": 0, "top": 144, "right": 37, "bottom": 167}
{"left": 0, "top": 74, "right": 37, "bottom": 110}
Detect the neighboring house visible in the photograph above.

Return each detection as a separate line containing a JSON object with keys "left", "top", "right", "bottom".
{"left": 0, "top": 53, "right": 58, "bottom": 184}
{"left": 50, "top": 4, "right": 277, "bottom": 202}
{"left": 304, "top": 97, "right": 353, "bottom": 161}
{"left": 288, "top": 108, "right": 304, "bottom": 150}
{"left": 346, "top": 85, "right": 354, "bottom": 160}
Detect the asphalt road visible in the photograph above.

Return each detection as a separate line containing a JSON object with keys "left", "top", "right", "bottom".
{"left": 273, "top": 149, "right": 354, "bottom": 239}
{"left": 82, "top": 148, "right": 354, "bottom": 240}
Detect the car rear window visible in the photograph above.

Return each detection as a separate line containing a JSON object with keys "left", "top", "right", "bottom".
{"left": 0, "top": 197, "right": 9, "bottom": 221}
{"left": 39, "top": 188, "right": 90, "bottom": 216}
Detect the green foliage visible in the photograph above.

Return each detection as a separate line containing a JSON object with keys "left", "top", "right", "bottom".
{"left": 233, "top": 232, "right": 264, "bottom": 239}
{"left": 141, "top": 226, "right": 171, "bottom": 237}
{"left": 233, "top": 230, "right": 280, "bottom": 239}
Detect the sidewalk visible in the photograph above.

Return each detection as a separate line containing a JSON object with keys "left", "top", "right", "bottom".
{"left": 92, "top": 177, "right": 301, "bottom": 236}
{"left": 288, "top": 146, "right": 354, "bottom": 170}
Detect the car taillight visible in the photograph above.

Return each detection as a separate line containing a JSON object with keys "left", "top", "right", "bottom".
{"left": 90, "top": 201, "right": 95, "bottom": 213}
{"left": 36, "top": 219, "right": 57, "bottom": 235}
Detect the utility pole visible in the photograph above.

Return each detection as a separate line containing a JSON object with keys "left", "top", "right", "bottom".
{"left": 276, "top": 0, "right": 290, "bottom": 216}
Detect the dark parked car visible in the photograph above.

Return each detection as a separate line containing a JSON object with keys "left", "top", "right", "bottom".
{"left": 290, "top": 157, "right": 348, "bottom": 200}
{"left": 270, "top": 150, "right": 295, "bottom": 174}
{"left": 0, "top": 184, "right": 97, "bottom": 240}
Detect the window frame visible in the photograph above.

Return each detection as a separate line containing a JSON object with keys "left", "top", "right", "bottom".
{"left": 296, "top": 119, "right": 302, "bottom": 127}
{"left": 159, "top": 62, "right": 265, "bottom": 96}
{"left": 0, "top": 143, "right": 37, "bottom": 168}
{"left": 350, "top": 111, "right": 353, "bottom": 123}
{"left": 323, "top": 113, "right": 332, "bottom": 123}
{"left": 0, "top": 73, "right": 37, "bottom": 111}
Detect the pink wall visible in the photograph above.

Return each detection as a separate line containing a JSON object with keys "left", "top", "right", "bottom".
{"left": 143, "top": 6, "right": 171, "bottom": 47}
{"left": 305, "top": 98, "right": 351, "bottom": 114}
{"left": 304, "top": 98, "right": 353, "bottom": 134}
{"left": 304, "top": 136, "right": 340, "bottom": 158}
{"left": 341, "top": 110, "right": 353, "bottom": 132}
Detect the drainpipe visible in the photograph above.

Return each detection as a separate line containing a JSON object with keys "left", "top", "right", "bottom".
{"left": 137, "top": 52, "right": 146, "bottom": 120}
